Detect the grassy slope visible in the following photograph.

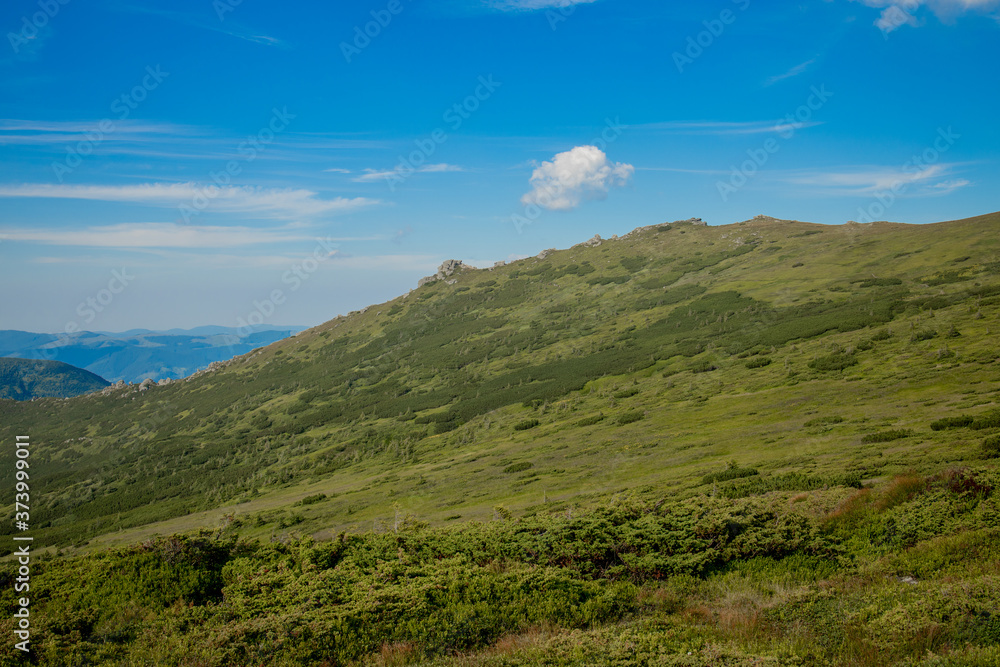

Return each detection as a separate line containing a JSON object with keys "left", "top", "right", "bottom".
{"left": 1, "top": 213, "right": 1000, "bottom": 666}
{"left": 0, "top": 213, "right": 998, "bottom": 553}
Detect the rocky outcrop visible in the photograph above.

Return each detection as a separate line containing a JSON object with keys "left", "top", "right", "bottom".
{"left": 418, "top": 260, "right": 470, "bottom": 287}
{"left": 573, "top": 235, "right": 603, "bottom": 248}
{"left": 536, "top": 249, "right": 555, "bottom": 260}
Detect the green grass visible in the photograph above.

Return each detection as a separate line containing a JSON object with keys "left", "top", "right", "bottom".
{"left": 2, "top": 212, "right": 1000, "bottom": 663}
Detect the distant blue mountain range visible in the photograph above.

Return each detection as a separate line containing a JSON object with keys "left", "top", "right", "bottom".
{"left": 0, "top": 326, "right": 306, "bottom": 384}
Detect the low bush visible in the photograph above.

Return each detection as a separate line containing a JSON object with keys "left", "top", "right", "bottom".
{"left": 981, "top": 435, "right": 1000, "bottom": 459}
{"left": 861, "top": 429, "right": 914, "bottom": 444}
{"left": 703, "top": 463, "right": 759, "bottom": 485}
{"left": 513, "top": 419, "right": 541, "bottom": 432}
{"left": 808, "top": 352, "right": 858, "bottom": 372}
{"left": 931, "top": 415, "right": 975, "bottom": 431}
{"left": 296, "top": 493, "right": 327, "bottom": 506}
{"left": 615, "top": 411, "right": 644, "bottom": 426}
{"left": 576, "top": 414, "right": 606, "bottom": 427}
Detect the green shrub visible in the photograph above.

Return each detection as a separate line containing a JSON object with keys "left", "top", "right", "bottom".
{"left": 931, "top": 415, "right": 974, "bottom": 431}
{"left": 619, "top": 256, "right": 650, "bottom": 272}
{"left": 911, "top": 328, "right": 937, "bottom": 342}
{"left": 745, "top": 357, "right": 772, "bottom": 369}
{"left": 808, "top": 352, "right": 858, "bottom": 371}
{"left": 861, "top": 429, "right": 914, "bottom": 443}
{"left": 856, "top": 277, "right": 903, "bottom": 288}
{"left": 296, "top": 493, "right": 327, "bottom": 506}
{"left": 613, "top": 388, "right": 639, "bottom": 399}
{"left": 703, "top": 462, "right": 759, "bottom": 485}
{"left": 503, "top": 461, "right": 533, "bottom": 473}
{"left": 982, "top": 435, "right": 1000, "bottom": 459}
{"left": 804, "top": 415, "right": 844, "bottom": 427}
{"left": 587, "top": 275, "right": 631, "bottom": 286}
{"left": 513, "top": 419, "right": 541, "bottom": 431}
{"left": 576, "top": 414, "right": 606, "bottom": 427}
{"left": 971, "top": 410, "right": 1000, "bottom": 430}
{"left": 690, "top": 360, "right": 718, "bottom": 374}
{"left": 615, "top": 411, "right": 644, "bottom": 426}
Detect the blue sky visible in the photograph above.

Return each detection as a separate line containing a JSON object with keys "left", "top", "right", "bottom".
{"left": 1, "top": 0, "right": 998, "bottom": 332}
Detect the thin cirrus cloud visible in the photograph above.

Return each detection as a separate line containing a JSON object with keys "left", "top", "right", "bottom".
{"left": 764, "top": 59, "right": 816, "bottom": 87}
{"left": 3, "top": 223, "right": 311, "bottom": 249}
{"left": 0, "top": 183, "right": 379, "bottom": 220}
{"left": 852, "top": 0, "right": 1000, "bottom": 33}
{"left": 352, "top": 164, "right": 464, "bottom": 183}
{"left": 521, "top": 146, "right": 634, "bottom": 212}
{"left": 627, "top": 120, "right": 824, "bottom": 136}
{"left": 487, "top": 0, "right": 600, "bottom": 10}
{"left": 782, "top": 164, "right": 971, "bottom": 195}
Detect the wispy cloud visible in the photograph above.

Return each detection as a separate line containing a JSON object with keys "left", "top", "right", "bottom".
{"left": 3, "top": 222, "right": 390, "bottom": 249}
{"left": 781, "top": 163, "right": 971, "bottom": 195}
{"left": 764, "top": 59, "right": 816, "bottom": 86}
{"left": 0, "top": 119, "right": 200, "bottom": 146}
{"left": 3, "top": 223, "right": 307, "bottom": 248}
{"left": 0, "top": 183, "right": 379, "bottom": 219}
{"left": 114, "top": 4, "right": 287, "bottom": 47}
{"left": 486, "top": 0, "right": 600, "bottom": 10}
{"left": 352, "top": 163, "right": 464, "bottom": 183}
{"left": 628, "top": 120, "right": 824, "bottom": 135}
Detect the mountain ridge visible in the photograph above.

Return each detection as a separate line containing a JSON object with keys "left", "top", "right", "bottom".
{"left": 0, "top": 357, "right": 110, "bottom": 400}
{"left": 1, "top": 210, "right": 998, "bottom": 555}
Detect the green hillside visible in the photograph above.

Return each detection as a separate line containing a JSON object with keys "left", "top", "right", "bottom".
{"left": 0, "top": 357, "right": 109, "bottom": 400}
{"left": 2, "top": 213, "right": 1000, "bottom": 665}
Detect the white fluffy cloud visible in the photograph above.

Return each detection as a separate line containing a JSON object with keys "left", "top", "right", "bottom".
{"left": 520, "top": 146, "right": 634, "bottom": 211}
{"left": 854, "top": 0, "right": 1000, "bottom": 33}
